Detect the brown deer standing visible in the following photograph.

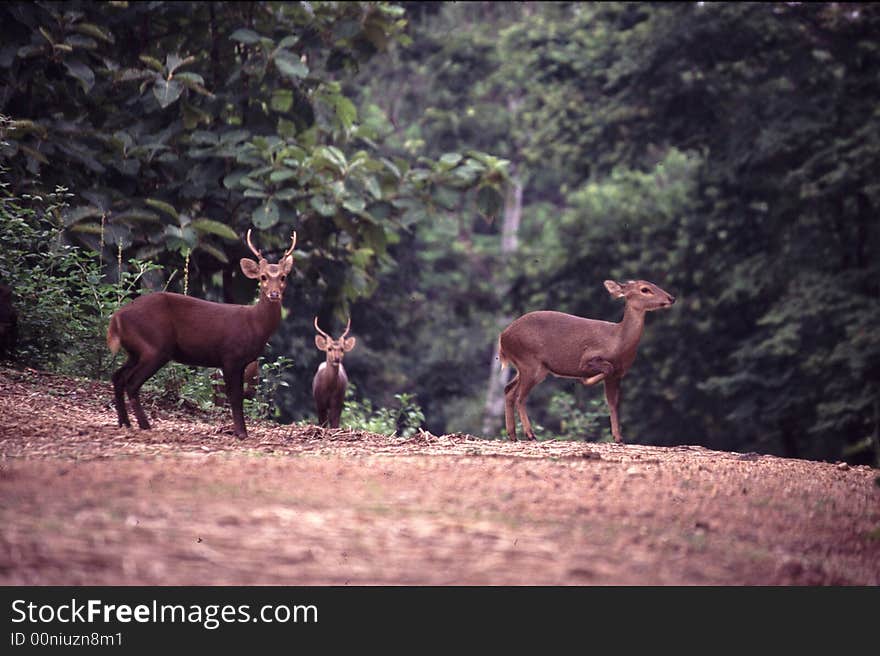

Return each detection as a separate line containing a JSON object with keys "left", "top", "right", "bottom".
{"left": 498, "top": 279, "right": 675, "bottom": 443}
{"left": 107, "top": 230, "right": 296, "bottom": 439}
{"left": 312, "top": 317, "right": 355, "bottom": 429}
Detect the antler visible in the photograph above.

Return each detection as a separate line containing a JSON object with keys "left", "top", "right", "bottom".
{"left": 246, "top": 230, "right": 296, "bottom": 261}
{"left": 314, "top": 316, "right": 331, "bottom": 340}
{"left": 283, "top": 231, "right": 297, "bottom": 259}
{"left": 246, "top": 229, "right": 263, "bottom": 260}
{"left": 340, "top": 317, "right": 351, "bottom": 340}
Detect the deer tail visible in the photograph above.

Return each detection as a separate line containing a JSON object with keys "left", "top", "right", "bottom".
{"left": 498, "top": 336, "right": 509, "bottom": 370}
{"left": 106, "top": 314, "right": 121, "bottom": 354}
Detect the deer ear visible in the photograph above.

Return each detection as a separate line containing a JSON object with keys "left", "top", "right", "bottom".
{"left": 240, "top": 258, "right": 261, "bottom": 279}
{"left": 604, "top": 280, "right": 625, "bottom": 298}
{"left": 343, "top": 337, "right": 356, "bottom": 352}
{"left": 315, "top": 335, "right": 328, "bottom": 351}
{"left": 280, "top": 255, "right": 294, "bottom": 275}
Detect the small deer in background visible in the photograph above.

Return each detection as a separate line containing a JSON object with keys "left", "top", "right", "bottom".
{"left": 498, "top": 279, "right": 675, "bottom": 443}
{"left": 312, "top": 317, "right": 355, "bottom": 429}
{"left": 211, "top": 360, "right": 259, "bottom": 407}
{"left": 107, "top": 230, "right": 296, "bottom": 439}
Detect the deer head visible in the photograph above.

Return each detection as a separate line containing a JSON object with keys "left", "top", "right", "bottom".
{"left": 240, "top": 229, "right": 296, "bottom": 302}
{"left": 314, "top": 317, "right": 356, "bottom": 366}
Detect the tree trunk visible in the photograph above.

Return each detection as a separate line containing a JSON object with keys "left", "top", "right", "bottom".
{"left": 481, "top": 172, "right": 522, "bottom": 436}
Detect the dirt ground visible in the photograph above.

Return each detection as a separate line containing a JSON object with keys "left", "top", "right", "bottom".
{"left": 1, "top": 366, "right": 878, "bottom": 586}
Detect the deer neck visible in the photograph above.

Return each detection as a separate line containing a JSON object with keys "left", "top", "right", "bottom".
{"left": 251, "top": 293, "right": 282, "bottom": 341}
{"left": 616, "top": 303, "right": 647, "bottom": 356}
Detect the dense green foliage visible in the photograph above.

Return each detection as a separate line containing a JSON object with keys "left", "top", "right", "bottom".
{"left": 1, "top": 2, "right": 877, "bottom": 464}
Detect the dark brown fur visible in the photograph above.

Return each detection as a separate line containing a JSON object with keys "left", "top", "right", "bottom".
{"left": 107, "top": 232, "right": 295, "bottom": 438}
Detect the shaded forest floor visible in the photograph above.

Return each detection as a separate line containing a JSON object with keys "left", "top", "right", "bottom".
{"left": 1, "top": 366, "right": 879, "bottom": 585}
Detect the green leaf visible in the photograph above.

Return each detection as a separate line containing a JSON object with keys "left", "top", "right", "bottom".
{"left": 145, "top": 198, "right": 179, "bottom": 220}
{"left": 270, "top": 168, "right": 298, "bottom": 183}
{"left": 74, "top": 22, "right": 115, "bottom": 43}
{"left": 274, "top": 50, "right": 309, "bottom": 79}
{"left": 116, "top": 68, "right": 155, "bottom": 83}
{"left": 153, "top": 78, "right": 184, "bottom": 108}
{"left": 364, "top": 175, "right": 382, "bottom": 199}
{"left": 139, "top": 54, "right": 163, "bottom": 71}
{"left": 276, "top": 35, "right": 300, "bottom": 50}
{"left": 64, "top": 60, "right": 95, "bottom": 94}
{"left": 366, "top": 201, "right": 393, "bottom": 221}
{"left": 65, "top": 35, "right": 97, "bottom": 50}
{"left": 166, "top": 225, "right": 198, "bottom": 250}
{"left": 271, "top": 88, "right": 293, "bottom": 113}
{"left": 174, "top": 71, "right": 205, "bottom": 86}
{"left": 310, "top": 195, "right": 336, "bottom": 217}
{"left": 252, "top": 200, "right": 280, "bottom": 229}
{"left": 223, "top": 170, "right": 247, "bottom": 189}
{"left": 191, "top": 218, "right": 239, "bottom": 241}
{"left": 239, "top": 177, "right": 265, "bottom": 191}
{"left": 68, "top": 222, "right": 104, "bottom": 235}
{"left": 111, "top": 209, "right": 161, "bottom": 224}
{"left": 438, "top": 152, "right": 463, "bottom": 169}
{"left": 197, "top": 242, "right": 229, "bottom": 264}
{"left": 431, "top": 184, "right": 459, "bottom": 210}
{"left": 314, "top": 145, "right": 347, "bottom": 174}
{"left": 229, "top": 28, "right": 261, "bottom": 44}
{"left": 332, "top": 95, "right": 357, "bottom": 130}
{"left": 342, "top": 195, "right": 366, "bottom": 214}
{"left": 166, "top": 53, "right": 194, "bottom": 75}
{"left": 62, "top": 205, "right": 103, "bottom": 226}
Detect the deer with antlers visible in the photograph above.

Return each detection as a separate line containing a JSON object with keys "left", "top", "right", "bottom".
{"left": 107, "top": 230, "right": 296, "bottom": 439}
{"left": 312, "top": 317, "right": 356, "bottom": 429}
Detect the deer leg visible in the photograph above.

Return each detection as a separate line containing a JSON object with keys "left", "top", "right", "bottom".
{"left": 503, "top": 371, "right": 520, "bottom": 440}
{"left": 604, "top": 377, "right": 623, "bottom": 443}
{"left": 330, "top": 388, "right": 346, "bottom": 429}
{"left": 123, "top": 353, "right": 168, "bottom": 429}
{"left": 111, "top": 356, "right": 136, "bottom": 427}
{"left": 515, "top": 367, "right": 547, "bottom": 441}
{"left": 581, "top": 358, "right": 615, "bottom": 386}
{"left": 223, "top": 364, "right": 248, "bottom": 439}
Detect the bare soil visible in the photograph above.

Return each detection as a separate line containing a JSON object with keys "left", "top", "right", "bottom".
{"left": 1, "top": 366, "right": 878, "bottom": 586}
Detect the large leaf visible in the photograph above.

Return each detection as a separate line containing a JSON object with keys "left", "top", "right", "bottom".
{"left": 74, "top": 22, "right": 114, "bottom": 44}
{"left": 252, "top": 200, "right": 280, "bottom": 229}
{"left": 152, "top": 78, "right": 184, "bottom": 108}
{"left": 111, "top": 209, "right": 161, "bottom": 224}
{"left": 191, "top": 218, "right": 239, "bottom": 241}
{"left": 269, "top": 168, "right": 298, "bottom": 183}
{"left": 310, "top": 195, "right": 336, "bottom": 217}
{"left": 229, "top": 28, "right": 261, "bottom": 44}
{"left": 196, "top": 242, "right": 230, "bottom": 264}
{"left": 165, "top": 53, "right": 194, "bottom": 76}
{"left": 62, "top": 205, "right": 103, "bottom": 227}
{"left": 274, "top": 50, "right": 309, "bottom": 79}
{"left": 145, "top": 198, "right": 179, "bottom": 220}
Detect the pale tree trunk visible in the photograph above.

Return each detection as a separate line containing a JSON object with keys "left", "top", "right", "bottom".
{"left": 481, "top": 172, "right": 522, "bottom": 436}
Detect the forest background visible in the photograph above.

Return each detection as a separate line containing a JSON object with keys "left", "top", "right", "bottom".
{"left": 1, "top": 1, "right": 877, "bottom": 466}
